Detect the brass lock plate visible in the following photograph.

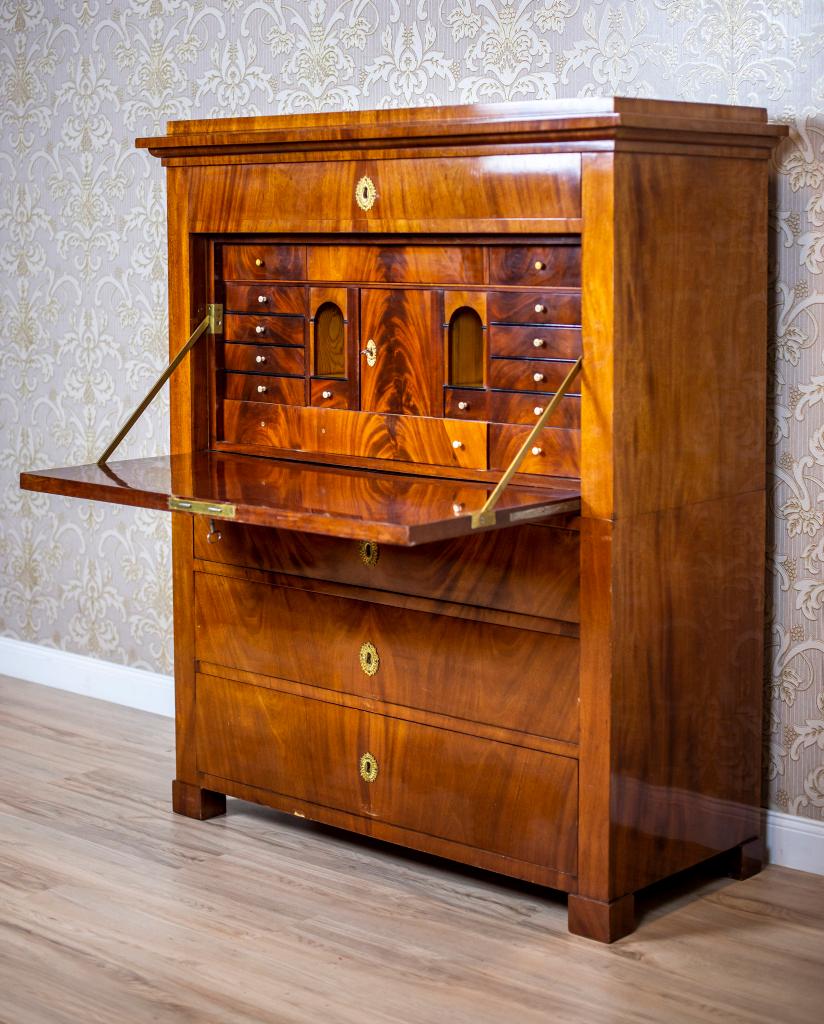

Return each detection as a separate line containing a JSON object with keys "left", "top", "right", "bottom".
{"left": 363, "top": 338, "right": 377, "bottom": 367}
{"left": 359, "top": 641, "right": 380, "bottom": 676}
{"left": 359, "top": 540, "right": 379, "bottom": 567}
{"left": 169, "top": 497, "right": 236, "bottom": 519}
{"left": 355, "top": 175, "right": 377, "bottom": 211}
{"left": 359, "top": 751, "right": 379, "bottom": 783}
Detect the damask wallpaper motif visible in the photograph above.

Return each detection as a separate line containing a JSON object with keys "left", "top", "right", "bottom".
{"left": 1, "top": 0, "right": 822, "bottom": 819}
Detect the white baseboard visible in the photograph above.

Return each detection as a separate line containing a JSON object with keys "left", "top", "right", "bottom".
{"left": 1, "top": 637, "right": 821, "bottom": 875}
{"left": 0, "top": 636, "right": 174, "bottom": 717}
{"left": 765, "top": 808, "right": 824, "bottom": 875}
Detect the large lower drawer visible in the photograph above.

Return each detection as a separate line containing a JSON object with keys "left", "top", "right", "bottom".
{"left": 194, "top": 521, "right": 580, "bottom": 623}
{"left": 194, "top": 571, "right": 579, "bottom": 742}
{"left": 195, "top": 672, "right": 578, "bottom": 874}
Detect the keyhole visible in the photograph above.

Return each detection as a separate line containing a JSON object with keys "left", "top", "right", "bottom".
{"left": 362, "top": 185, "right": 368, "bottom": 200}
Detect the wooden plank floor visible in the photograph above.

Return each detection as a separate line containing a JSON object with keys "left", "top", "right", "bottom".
{"left": 1, "top": 676, "right": 822, "bottom": 1024}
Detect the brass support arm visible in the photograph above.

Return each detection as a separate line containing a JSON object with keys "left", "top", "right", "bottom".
{"left": 97, "top": 304, "right": 223, "bottom": 467}
{"left": 471, "top": 355, "right": 583, "bottom": 530}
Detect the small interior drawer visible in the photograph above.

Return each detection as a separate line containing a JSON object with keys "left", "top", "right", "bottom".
{"left": 490, "top": 423, "right": 580, "bottom": 478}
{"left": 310, "top": 379, "right": 355, "bottom": 409}
{"left": 488, "top": 245, "right": 581, "bottom": 288}
{"left": 222, "top": 244, "right": 305, "bottom": 282}
{"left": 223, "top": 373, "right": 304, "bottom": 405}
{"left": 194, "top": 571, "right": 580, "bottom": 741}
{"left": 195, "top": 671, "right": 578, "bottom": 874}
{"left": 489, "top": 390, "right": 581, "bottom": 429}
{"left": 488, "top": 324, "right": 582, "bottom": 360}
{"left": 488, "top": 290, "right": 581, "bottom": 326}
{"left": 490, "top": 358, "right": 579, "bottom": 393}
{"left": 225, "top": 283, "right": 306, "bottom": 315}
{"left": 224, "top": 314, "right": 305, "bottom": 346}
{"left": 444, "top": 387, "right": 488, "bottom": 421}
{"left": 224, "top": 344, "right": 305, "bottom": 376}
{"left": 308, "top": 244, "right": 484, "bottom": 285}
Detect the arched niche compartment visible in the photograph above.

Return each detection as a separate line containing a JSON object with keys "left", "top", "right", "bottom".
{"left": 448, "top": 306, "right": 484, "bottom": 388}
{"left": 314, "top": 301, "right": 346, "bottom": 378}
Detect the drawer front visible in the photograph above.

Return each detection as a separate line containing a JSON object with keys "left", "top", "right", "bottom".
{"left": 489, "top": 324, "right": 582, "bottom": 360}
{"left": 196, "top": 672, "right": 578, "bottom": 873}
{"left": 223, "top": 373, "right": 304, "bottom": 406}
{"left": 222, "top": 244, "right": 305, "bottom": 282}
{"left": 194, "top": 521, "right": 580, "bottom": 623}
{"left": 489, "top": 391, "right": 581, "bottom": 429}
{"left": 225, "top": 283, "right": 306, "bottom": 315}
{"left": 221, "top": 403, "right": 488, "bottom": 471}
{"left": 488, "top": 245, "right": 581, "bottom": 288}
{"left": 194, "top": 572, "right": 579, "bottom": 742}
{"left": 443, "top": 387, "right": 488, "bottom": 421}
{"left": 308, "top": 245, "right": 484, "bottom": 285}
{"left": 189, "top": 154, "right": 581, "bottom": 232}
{"left": 224, "top": 313, "right": 304, "bottom": 346}
{"left": 224, "top": 344, "right": 305, "bottom": 376}
{"left": 489, "top": 358, "right": 579, "bottom": 393}
{"left": 488, "top": 291, "right": 581, "bottom": 326}
{"left": 490, "top": 423, "right": 580, "bottom": 478}
{"left": 310, "top": 378, "right": 355, "bottom": 409}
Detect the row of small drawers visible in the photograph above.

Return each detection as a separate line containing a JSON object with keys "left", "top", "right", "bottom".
{"left": 224, "top": 284, "right": 581, "bottom": 327}
{"left": 225, "top": 316, "right": 581, "bottom": 362}
{"left": 224, "top": 371, "right": 580, "bottom": 428}
{"left": 220, "top": 402, "right": 580, "bottom": 477}
{"left": 221, "top": 243, "right": 581, "bottom": 289}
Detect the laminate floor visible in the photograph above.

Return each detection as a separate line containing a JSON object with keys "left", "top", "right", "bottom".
{"left": 1, "top": 675, "right": 822, "bottom": 1024}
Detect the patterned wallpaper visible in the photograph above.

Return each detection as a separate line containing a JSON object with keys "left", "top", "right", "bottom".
{"left": 1, "top": 0, "right": 822, "bottom": 820}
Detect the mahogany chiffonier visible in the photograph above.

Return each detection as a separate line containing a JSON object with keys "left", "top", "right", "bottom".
{"left": 21, "top": 99, "right": 787, "bottom": 942}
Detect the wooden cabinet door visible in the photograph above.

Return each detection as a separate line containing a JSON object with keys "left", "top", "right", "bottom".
{"left": 359, "top": 289, "right": 441, "bottom": 416}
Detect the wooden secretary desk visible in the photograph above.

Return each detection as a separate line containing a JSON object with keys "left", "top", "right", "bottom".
{"left": 21, "top": 99, "right": 786, "bottom": 942}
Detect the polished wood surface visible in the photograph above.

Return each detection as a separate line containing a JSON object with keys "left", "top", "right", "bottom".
{"left": 193, "top": 570, "right": 579, "bottom": 741}
{"left": 195, "top": 671, "right": 579, "bottom": 873}
{"left": 21, "top": 451, "right": 580, "bottom": 544}
{"left": 2, "top": 678, "right": 823, "bottom": 1024}
{"left": 193, "top": 520, "right": 580, "bottom": 622}
{"left": 19, "top": 99, "right": 787, "bottom": 943}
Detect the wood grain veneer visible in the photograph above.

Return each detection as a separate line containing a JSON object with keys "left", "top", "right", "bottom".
{"left": 19, "top": 99, "right": 787, "bottom": 943}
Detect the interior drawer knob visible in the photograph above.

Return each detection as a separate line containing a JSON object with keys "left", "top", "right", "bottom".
{"left": 531, "top": 446, "right": 543, "bottom": 456}
{"left": 358, "top": 540, "right": 379, "bottom": 566}
{"left": 359, "top": 751, "right": 379, "bottom": 783}
{"left": 255, "top": 325, "right": 265, "bottom": 335}
{"left": 533, "top": 372, "right": 545, "bottom": 383}
{"left": 257, "top": 294, "right": 268, "bottom": 304}
{"left": 255, "top": 355, "right": 266, "bottom": 364}
{"left": 534, "top": 406, "right": 544, "bottom": 416}
{"left": 257, "top": 384, "right": 267, "bottom": 394}
{"left": 321, "top": 389, "right": 333, "bottom": 399}
{"left": 457, "top": 400, "right": 469, "bottom": 411}
{"left": 534, "top": 303, "right": 546, "bottom": 314}
{"left": 532, "top": 337, "right": 545, "bottom": 348}
{"left": 534, "top": 260, "right": 545, "bottom": 270}
{"left": 359, "top": 641, "right": 380, "bottom": 676}
{"left": 452, "top": 439, "right": 463, "bottom": 450}
{"left": 255, "top": 257, "right": 264, "bottom": 267}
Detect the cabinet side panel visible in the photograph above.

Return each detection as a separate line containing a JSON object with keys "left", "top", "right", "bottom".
{"left": 612, "top": 152, "right": 768, "bottom": 518}
{"left": 610, "top": 490, "right": 765, "bottom": 894}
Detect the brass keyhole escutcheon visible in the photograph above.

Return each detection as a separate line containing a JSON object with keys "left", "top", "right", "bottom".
{"left": 359, "top": 751, "right": 379, "bottom": 783}
{"left": 355, "top": 175, "right": 377, "bottom": 211}
{"left": 359, "top": 641, "right": 380, "bottom": 677}
{"left": 363, "top": 338, "right": 377, "bottom": 367}
{"left": 359, "top": 540, "right": 379, "bottom": 567}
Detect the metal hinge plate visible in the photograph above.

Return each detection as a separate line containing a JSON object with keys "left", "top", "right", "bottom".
{"left": 208, "top": 303, "right": 223, "bottom": 334}
{"left": 168, "top": 496, "right": 236, "bottom": 518}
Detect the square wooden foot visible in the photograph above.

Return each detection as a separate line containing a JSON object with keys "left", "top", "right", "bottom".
{"left": 172, "top": 779, "right": 227, "bottom": 820}
{"left": 727, "top": 837, "right": 763, "bottom": 881}
{"left": 568, "top": 893, "right": 636, "bottom": 943}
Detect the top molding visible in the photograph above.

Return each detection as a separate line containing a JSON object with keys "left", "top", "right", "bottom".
{"left": 136, "top": 98, "right": 788, "bottom": 161}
